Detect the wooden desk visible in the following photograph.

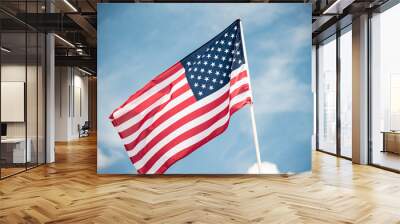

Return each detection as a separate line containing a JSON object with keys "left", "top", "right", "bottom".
{"left": 1, "top": 138, "right": 31, "bottom": 164}
{"left": 382, "top": 131, "right": 400, "bottom": 154}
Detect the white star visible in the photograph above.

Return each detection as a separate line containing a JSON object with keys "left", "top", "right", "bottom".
{"left": 190, "top": 74, "right": 194, "bottom": 79}
{"left": 236, "top": 51, "right": 240, "bottom": 55}
{"left": 211, "top": 62, "right": 215, "bottom": 67}
{"left": 225, "top": 65, "right": 229, "bottom": 69}
{"left": 218, "top": 64, "right": 223, "bottom": 68}
{"left": 197, "top": 55, "right": 201, "bottom": 59}
{"left": 212, "top": 78, "right": 217, "bottom": 83}
{"left": 214, "top": 55, "right": 219, "bottom": 60}
{"left": 188, "top": 68, "right": 192, "bottom": 71}
{"left": 200, "top": 68, "right": 204, "bottom": 73}
{"left": 201, "top": 84, "right": 206, "bottom": 89}
{"left": 235, "top": 42, "right": 240, "bottom": 47}
{"left": 194, "top": 67, "right": 198, "bottom": 71}
{"left": 208, "top": 70, "right": 212, "bottom": 74}
{"left": 209, "top": 85, "right": 214, "bottom": 90}
{"left": 206, "top": 48, "right": 210, "bottom": 51}
{"left": 215, "top": 40, "right": 219, "bottom": 44}
{"left": 228, "top": 58, "right": 232, "bottom": 62}
{"left": 203, "top": 61, "right": 208, "bottom": 65}
{"left": 197, "top": 75, "right": 202, "bottom": 80}
{"left": 231, "top": 50, "right": 235, "bottom": 54}
{"left": 228, "top": 41, "right": 232, "bottom": 46}
{"left": 238, "top": 60, "right": 242, "bottom": 64}
{"left": 211, "top": 47, "right": 214, "bottom": 51}
{"left": 224, "top": 33, "right": 228, "bottom": 37}
{"left": 219, "top": 80, "right": 224, "bottom": 84}
{"left": 194, "top": 82, "right": 199, "bottom": 87}
{"left": 217, "top": 48, "right": 221, "bottom": 52}
{"left": 230, "top": 34, "right": 235, "bottom": 38}
{"left": 234, "top": 26, "right": 237, "bottom": 30}
{"left": 187, "top": 62, "right": 191, "bottom": 66}
{"left": 222, "top": 73, "right": 227, "bottom": 77}
{"left": 205, "top": 77, "right": 209, "bottom": 81}
{"left": 222, "top": 57, "right": 226, "bottom": 61}
{"left": 207, "top": 54, "right": 211, "bottom": 58}
{"left": 220, "top": 40, "right": 225, "bottom": 45}
{"left": 224, "top": 49, "right": 229, "bottom": 53}
{"left": 197, "top": 61, "right": 201, "bottom": 64}
{"left": 202, "top": 55, "right": 205, "bottom": 58}
{"left": 215, "top": 71, "right": 220, "bottom": 75}
{"left": 199, "top": 91, "right": 203, "bottom": 96}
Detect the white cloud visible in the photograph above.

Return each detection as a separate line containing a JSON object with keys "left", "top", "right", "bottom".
{"left": 252, "top": 57, "right": 310, "bottom": 115}
{"left": 97, "top": 147, "right": 126, "bottom": 170}
{"left": 247, "top": 161, "right": 280, "bottom": 174}
{"left": 249, "top": 23, "right": 311, "bottom": 117}
{"left": 163, "top": 4, "right": 294, "bottom": 36}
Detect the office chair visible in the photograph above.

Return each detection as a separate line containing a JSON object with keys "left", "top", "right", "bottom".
{"left": 79, "top": 121, "right": 90, "bottom": 138}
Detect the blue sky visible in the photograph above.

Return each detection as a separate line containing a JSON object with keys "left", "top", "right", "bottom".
{"left": 97, "top": 3, "right": 312, "bottom": 174}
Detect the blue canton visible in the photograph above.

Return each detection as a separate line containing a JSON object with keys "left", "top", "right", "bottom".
{"left": 181, "top": 19, "right": 246, "bottom": 100}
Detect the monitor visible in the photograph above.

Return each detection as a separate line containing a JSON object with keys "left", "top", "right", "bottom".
{"left": 1, "top": 123, "right": 7, "bottom": 137}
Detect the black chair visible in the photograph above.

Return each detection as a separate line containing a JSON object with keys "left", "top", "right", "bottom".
{"left": 79, "top": 121, "right": 90, "bottom": 138}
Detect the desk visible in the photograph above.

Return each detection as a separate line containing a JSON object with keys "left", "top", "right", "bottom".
{"left": 382, "top": 131, "right": 400, "bottom": 155}
{"left": 1, "top": 138, "right": 31, "bottom": 163}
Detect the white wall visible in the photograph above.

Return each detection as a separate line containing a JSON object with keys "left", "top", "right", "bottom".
{"left": 55, "top": 67, "right": 89, "bottom": 141}
{"left": 1, "top": 63, "right": 46, "bottom": 164}
{"left": 55, "top": 66, "right": 69, "bottom": 141}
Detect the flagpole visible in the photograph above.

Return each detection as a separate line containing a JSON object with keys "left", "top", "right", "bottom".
{"left": 238, "top": 20, "right": 262, "bottom": 174}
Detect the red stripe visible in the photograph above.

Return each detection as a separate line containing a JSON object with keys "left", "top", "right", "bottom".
{"left": 230, "top": 84, "right": 250, "bottom": 99}
{"left": 112, "top": 74, "right": 186, "bottom": 126}
{"left": 124, "top": 96, "right": 197, "bottom": 151}
{"left": 230, "top": 98, "right": 252, "bottom": 115}
{"left": 131, "top": 91, "right": 230, "bottom": 162}
{"left": 118, "top": 84, "right": 190, "bottom": 138}
{"left": 154, "top": 121, "right": 230, "bottom": 174}
{"left": 109, "top": 62, "right": 183, "bottom": 119}
{"left": 136, "top": 106, "right": 230, "bottom": 174}
{"left": 117, "top": 84, "right": 190, "bottom": 138}
{"left": 230, "top": 70, "right": 248, "bottom": 86}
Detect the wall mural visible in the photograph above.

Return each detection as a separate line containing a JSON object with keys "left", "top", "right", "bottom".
{"left": 97, "top": 3, "right": 312, "bottom": 174}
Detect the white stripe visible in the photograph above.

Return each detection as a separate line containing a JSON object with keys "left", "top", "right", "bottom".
{"left": 132, "top": 97, "right": 229, "bottom": 169}
{"left": 125, "top": 84, "right": 229, "bottom": 154}
{"left": 119, "top": 89, "right": 192, "bottom": 141}
{"left": 146, "top": 113, "right": 230, "bottom": 174}
{"left": 230, "top": 91, "right": 251, "bottom": 108}
{"left": 112, "top": 68, "right": 185, "bottom": 119}
{"left": 115, "top": 78, "right": 187, "bottom": 131}
{"left": 230, "top": 64, "right": 247, "bottom": 80}
{"left": 230, "top": 77, "right": 249, "bottom": 94}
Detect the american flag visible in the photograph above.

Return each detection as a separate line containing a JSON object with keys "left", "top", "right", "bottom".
{"left": 109, "top": 19, "right": 253, "bottom": 174}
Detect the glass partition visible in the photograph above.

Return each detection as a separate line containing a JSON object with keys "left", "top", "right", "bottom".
{"left": 371, "top": 4, "right": 400, "bottom": 171}
{"left": 27, "top": 30, "right": 38, "bottom": 169}
{"left": 0, "top": 1, "right": 46, "bottom": 179}
{"left": 317, "top": 35, "right": 337, "bottom": 154}
{"left": 1, "top": 30, "right": 28, "bottom": 177}
{"left": 38, "top": 32, "right": 45, "bottom": 165}
{"left": 339, "top": 27, "right": 352, "bottom": 158}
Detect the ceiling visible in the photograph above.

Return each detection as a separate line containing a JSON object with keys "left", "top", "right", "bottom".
{"left": 0, "top": 0, "right": 395, "bottom": 74}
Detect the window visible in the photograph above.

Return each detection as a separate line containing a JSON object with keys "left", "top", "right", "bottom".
{"left": 339, "top": 27, "right": 352, "bottom": 158}
{"left": 371, "top": 3, "right": 400, "bottom": 171}
{"left": 317, "top": 36, "right": 337, "bottom": 154}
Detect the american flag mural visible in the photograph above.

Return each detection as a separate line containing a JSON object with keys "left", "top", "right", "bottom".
{"left": 109, "top": 19, "right": 253, "bottom": 174}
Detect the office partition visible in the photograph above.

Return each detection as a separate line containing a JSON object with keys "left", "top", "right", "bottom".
{"left": 0, "top": 1, "right": 47, "bottom": 179}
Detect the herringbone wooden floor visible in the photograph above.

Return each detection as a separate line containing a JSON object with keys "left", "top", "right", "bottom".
{"left": 1, "top": 135, "right": 400, "bottom": 224}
